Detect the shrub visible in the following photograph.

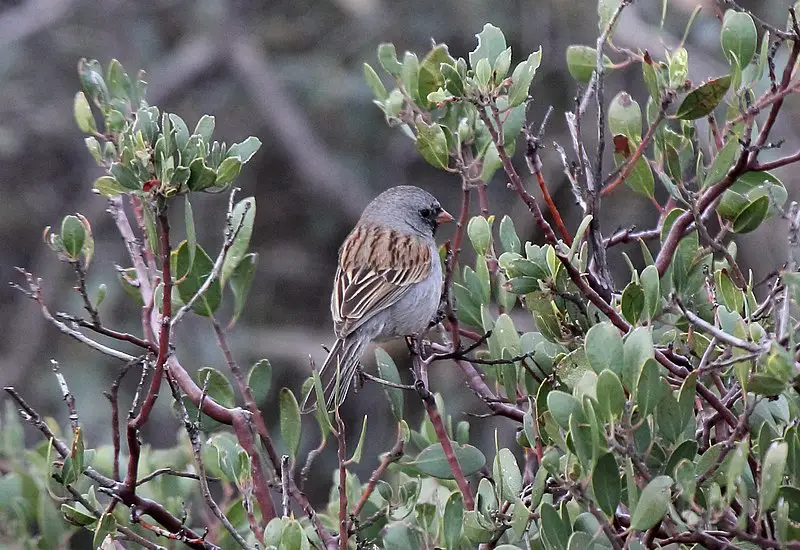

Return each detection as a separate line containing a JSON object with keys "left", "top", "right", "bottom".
{"left": 4, "top": 2, "right": 800, "bottom": 549}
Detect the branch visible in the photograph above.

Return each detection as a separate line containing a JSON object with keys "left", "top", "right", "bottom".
{"left": 167, "top": 375, "right": 255, "bottom": 549}
{"left": 210, "top": 316, "right": 276, "bottom": 524}
{"left": 350, "top": 424, "right": 405, "bottom": 520}
{"left": 124, "top": 206, "right": 173, "bottom": 496}
{"left": 336, "top": 413, "right": 348, "bottom": 550}
{"left": 412, "top": 340, "right": 475, "bottom": 510}
{"left": 3, "top": 387, "right": 213, "bottom": 549}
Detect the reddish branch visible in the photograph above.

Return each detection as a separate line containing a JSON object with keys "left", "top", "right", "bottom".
{"left": 350, "top": 425, "right": 404, "bottom": 520}
{"left": 413, "top": 347, "right": 475, "bottom": 509}
{"left": 336, "top": 414, "right": 348, "bottom": 550}
{"left": 123, "top": 207, "right": 172, "bottom": 498}
{"left": 4, "top": 387, "right": 213, "bottom": 550}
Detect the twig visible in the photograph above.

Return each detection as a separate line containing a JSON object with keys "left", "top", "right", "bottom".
{"left": 336, "top": 412, "right": 348, "bottom": 550}
{"left": 51, "top": 359, "right": 79, "bottom": 431}
{"left": 12, "top": 269, "right": 136, "bottom": 362}
{"left": 673, "top": 296, "right": 764, "bottom": 353}
{"left": 172, "top": 188, "right": 246, "bottom": 328}
{"left": 601, "top": 98, "right": 668, "bottom": 196}
{"left": 524, "top": 107, "right": 572, "bottom": 245}
{"left": 3, "top": 386, "right": 212, "bottom": 549}
{"left": 411, "top": 338, "right": 475, "bottom": 509}
{"left": 56, "top": 312, "right": 157, "bottom": 353}
{"left": 350, "top": 424, "right": 405, "bottom": 520}
{"left": 137, "top": 468, "right": 211, "bottom": 486}
{"left": 281, "top": 455, "right": 291, "bottom": 517}
{"left": 211, "top": 316, "right": 277, "bottom": 523}
{"left": 167, "top": 375, "right": 255, "bottom": 549}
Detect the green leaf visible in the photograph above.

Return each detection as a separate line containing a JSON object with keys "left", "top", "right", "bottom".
{"left": 547, "top": 390, "right": 582, "bottom": 430}
{"left": 174, "top": 241, "right": 222, "bottom": 316}
{"left": 668, "top": 47, "right": 689, "bottom": 88}
{"left": 721, "top": 10, "right": 757, "bottom": 68}
{"left": 596, "top": 369, "right": 625, "bottom": 421}
{"left": 419, "top": 45, "right": 454, "bottom": 105}
{"left": 110, "top": 161, "right": 140, "bottom": 190}
{"left": 636, "top": 358, "right": 666, "bottom": 417}
{"left": 703, "top": 137, "right": 739, "bottom": 188}
{"left": 716, "top": 268, "right": 744, "bottom": 313}
{"left": 364, "top": 62, "right": 389, "bottom": 101}
{"left": 566, "top": 45, "right": 610, "bottom": 84}
{"left": 508, "top": 48, "right": 543, "bottom": 106}
{"left": 441, "top": 63, "right": 465, "bottom": 96}
{"left": 227, "top": 136, "right": 262, "bottom": 164}
{"left": 187, "top": 158, "right": 217, "bottom": 191}
{"left": 593, "top": 452, "right": 621, "bottom": 516}
{"left": 640, "top": 265, "right": 660, "bottom": 320}
{"left": 216, "top": 156, "right": 242, "bottom": 186}
{"left": 733, "top": 195, "right": 769, "bottom": 233}
{"left": 375, "top": 347, "right": 404, "bottom": 420}
{"left": 585, "top": 322, "right": 623, "bottom": 375}
{"left": 222, "top": 197, "right": 256, "bottom": 284}
{"left": 469, "top": 23, "right": 507, "bottom": 69}
{"left": 247, "top": 359, "right": 271, "bottom": 399}
{"left": 598, "top": 0, "right": 622, "bottom": 33}
{"left": 499, "top": 215, "right": 521, "bottom": 254}
{"left": 377, "top": 43, "right": 403, "bottom": 76}
{"left": 93, "top": 176, "right": 126, "bottom": 198}
{"left": 443, "top": 492, "right": 465, "bottom": 549}
{"left": 493, "top": 448, "right": 522, "bottom": 501}
{"left": 608, "top": 92, "right": 642, "bottom": 140}
{"left": 540, "top": 502, "right": 569, "bottom": 550}
{"left": 621, "top": 281, "right": 645, "bottom": 325}
{"left": 349, "top": 415, "right": 368, "bottom": 464}
{"left": 726, "top": 437, "right": 749, "bottom": 495}
{"left": 196, "top": 367, "right": 235, "bottom": 409}
{"left": 61, "top": 215, "right": 86, "bottom": 261}
{"left": 415, "top": 120, "right": 449, "bottom": 169}
{"left": 630, "top": 475, "right": 673, "bottom": 531}
{"left": 194, "top": 115, "right": 215, "bottom": 143}
{"left": 619, "top": 155, "right": 655, "bottom": 198}
{"left": 228, "top": 252, "right": 257, "bottom": 327}
{"left": 279, "top": 388, "right": 301, "bottom": 460}
{"left": 655, "top": 393, "right": 683, "bottom": 443}
{"left": 92, "top": 513, "right": 116, "bottom": 549}
{"left": 410, "top": 442, "right": 486, "bottom": 479}
{"left": 61, "top": 503, "right": 97, "bottom": 527}
{"left": 623, "top": 326, "right": 654, "bottom": 390}
{"left": 760, "top": 441, "right": 788, "bottom": 512}
{"left": 467, "top": 215, "right": 492, "bottom": 255}
{"left": 73, "top": 92, "right": 97, "bottom": 133}
{"left": 675, "top": 75, "right": 732, "bottom": 119}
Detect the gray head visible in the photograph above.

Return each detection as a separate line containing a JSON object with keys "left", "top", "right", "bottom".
{"left": 359, "top": 186, "right": 453, "bottom": 238}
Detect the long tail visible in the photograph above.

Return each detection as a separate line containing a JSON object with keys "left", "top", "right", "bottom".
{"left": 301, "top": 337, "right": 367, "bottom": 413}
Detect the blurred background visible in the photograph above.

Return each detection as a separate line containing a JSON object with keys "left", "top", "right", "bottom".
{"left": 0, "top": 0, "right": 797, "bottom": 506}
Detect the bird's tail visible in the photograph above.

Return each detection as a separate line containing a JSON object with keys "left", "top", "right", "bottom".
{"left": 301, "top": 338, "right": 366, "bottom": 413}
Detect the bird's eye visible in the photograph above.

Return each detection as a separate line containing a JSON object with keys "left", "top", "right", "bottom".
{"left": 420, "top": 208, "right": 432, "bottom": 218}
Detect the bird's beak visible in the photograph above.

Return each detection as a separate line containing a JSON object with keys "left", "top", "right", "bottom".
{"left": 436, "top": 209, "right": 455, "bottom": 224}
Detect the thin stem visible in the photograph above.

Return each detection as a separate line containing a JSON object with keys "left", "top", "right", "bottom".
{"left": 336, "top": 412, "right": 348, "bottom": 550}
{"left": 124, "top": 206, "right": 173, "bottom": 496}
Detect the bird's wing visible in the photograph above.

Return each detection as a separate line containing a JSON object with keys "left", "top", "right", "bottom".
{"left": 331, "top": 225, "right": 432, "bottom": 337}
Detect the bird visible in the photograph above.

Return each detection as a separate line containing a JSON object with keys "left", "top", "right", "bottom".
{"left": 301, "top": 185, "right": 453, "bottom": 412}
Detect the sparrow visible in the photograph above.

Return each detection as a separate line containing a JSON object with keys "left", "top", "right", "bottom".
{"left": 301, "top": 185, "right": 453, "bottom": 412}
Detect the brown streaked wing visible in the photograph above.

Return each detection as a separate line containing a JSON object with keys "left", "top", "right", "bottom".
{"left": 331, "top": 225, "right": 431, "bottom": 337}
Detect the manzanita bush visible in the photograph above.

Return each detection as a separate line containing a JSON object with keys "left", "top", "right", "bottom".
{"left": 4, "top": 1, "right": 800, "bottom": 548}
